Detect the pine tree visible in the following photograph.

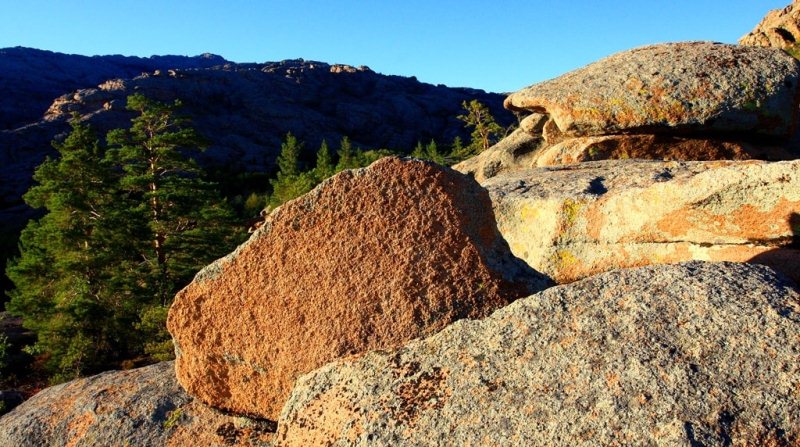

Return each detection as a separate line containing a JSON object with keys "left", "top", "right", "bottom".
{"left": 269, "top": 133, "right": 314, "bottom": 208}
{"left": 312, "top": 139, "right": 335, "bottom": 182}
{"left": 425, "top": 139, "right": 445, "bottom": 164}
{"left": 6, "top": 116, "right": 137, "bottom": 379}
{"left": 106, "top": 94, "right": 244, "bottom": 360}
{"left": 448, "top": 136, "right": 471, "bottom": 162}
{"left": 411, "top": 141, "right": 426, "bottom": 159}
{"left": 335, "top": 136, "right": 360, "bottom": 171}
{"left": 457, "top": 99, "right": 504, "bottom": 154}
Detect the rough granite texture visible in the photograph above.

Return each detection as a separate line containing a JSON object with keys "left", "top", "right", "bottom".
{"left": 453, "top": 128, "right": 545, "bottom": 182}
{"left": 167, "top": 157, "right": 549, "bottom": 420}
{"left": 275, "top": 262, "right": 800, "bottom": 447}
{"left": 482, "top": 159, "right": 800, "bottom": 284}
{"left": 532, "top": 134, "right": 798, "bottom": 166}
{"left": 740, "top": 1, "right": 800, "bottom": 48}
{"left": 504, "top": 42, "right": 800, "bottom": 138}
{"left": 453, "top": 131, "right": 798, "bottom": 181}
{"left": 0, "top": 362, "right": 275, "bottom": 447}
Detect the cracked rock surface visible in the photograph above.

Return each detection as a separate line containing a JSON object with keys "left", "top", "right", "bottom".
{"left": 275, "top": 261, "right": 800, "bottom": 447}
{"left": 482, "top": 159, "right": 800, "bottom": 284}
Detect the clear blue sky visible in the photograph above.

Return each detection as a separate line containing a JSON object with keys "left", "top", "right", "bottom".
{"left": 0, "top": 0, "right": 788, "bottom": 93}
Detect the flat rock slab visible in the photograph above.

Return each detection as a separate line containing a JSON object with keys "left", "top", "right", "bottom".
{"left": 505, "top": 42, "right": 800, "bottom": 137}
{"left": 275, "top": 262, "right": 800, "bottom": 446}
{"left": 482, "top": 159, "right": 800, "bottom": 284}
{"left": 0, "top": 362, "right": 275, "bottom": 447}
{"left": 168, "top": 157, "right": 549, "bottom": 420}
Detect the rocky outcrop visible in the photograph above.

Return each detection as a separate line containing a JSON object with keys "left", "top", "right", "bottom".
{"left": 505, "top": 42, "right": 800, "bottom": 138}
{"left": 276, "top": 262, "right": 800, "bottom": 446}
{"left": 455, "top": 42, "right": 800, "bottom": 181}
{"left": 0, "top": 362, "right": 275, "bottom": 447}
{"left": 740, "top": 1, "right": 800, "bottom": 49}
{"left": 0, "top": 47, "right": 228, "bottom": 132}
{"left": 482, "top": 159, "right": 800, "bottom": 284}
{"left": 167, "top": 157, "right": 548, "bottom": 420}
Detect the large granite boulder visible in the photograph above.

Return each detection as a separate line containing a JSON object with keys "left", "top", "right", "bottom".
{"left": 167, "top": 157, "right": 549, "bottom": 420}
{"left": 483, "top": 159, "right": 800, "bottom": 284}
{"left": 505, "top": 42, "right": 800, "bottom": 138}
{"left": 0, "top": 362, "right": 275, "bottom": 447}
{"left": 275, "top": 262, "right": 800, "bottom": 446}
{"left": 740, "top": 1, "right": 800, "bottom": 49}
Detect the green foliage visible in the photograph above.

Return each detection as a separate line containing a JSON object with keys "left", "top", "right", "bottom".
{"left": 457, "top": 99, "right": 504, "bottom": 155}
{"left": 448, "top": 136, "right": 472, "bottom": 163}
{"left": 268, "top": 133, "right": 315, "bottom": 208}
{"left": 410, "top": 140, "right": 445, "bottom": 165}
{"left": 335, "top": 136, "right": 360, "bottom": 171}
{"left": 312, "top": 139, "right": 335, "bottom": 182}
{"left": 163, "top": 407, "right": 185, "bottom": 429}
{"left": 0, "top": 334, "right": 9, "bottom": 373}
{"left": 136, "top": 305, "right": 174, "bottom": 362}
{"left": 242, "top": 192, "right": 266, "bottom": 217}
{"left": 6, "top": 97, "right": 245, "bottom": 380}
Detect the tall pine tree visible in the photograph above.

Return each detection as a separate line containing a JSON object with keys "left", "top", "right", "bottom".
{"left": 107, "top": 94, "right": 243, "bottom": 360}
{"left": 6, "top": 116, "right": 140, "bottom": 379}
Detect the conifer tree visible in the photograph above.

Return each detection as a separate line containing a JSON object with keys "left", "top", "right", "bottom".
{"left": 411, "top": 141, "right": 426, "bottom": 159}
{"left": 269, "top": 133, "right": 314, "bottom": 208}
{"left": 457, "top": 99, "right": 504, "bottom": 154}
{"left": 335, "top": 136, "right": 360, "bottom": 171}
{"left": 312, "top": 139, "right": 335, "bottom": 182}
{"left": 6, "top": 117, "right": 137, "bottom": 379}
{"left": 425, "top": 139, "right": 445, "bottom": 164}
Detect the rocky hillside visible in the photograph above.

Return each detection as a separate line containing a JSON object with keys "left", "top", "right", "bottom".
{"left": 2, "top": 3, "right": 800, "bottom": 447}
{"left": 0, "top": 47, "right": 229, "bottom": 132}
{"left": 0, "top": 51, "right": 510, "bottom": 218}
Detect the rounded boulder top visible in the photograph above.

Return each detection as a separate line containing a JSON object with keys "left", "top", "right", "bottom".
{"left": 505, "top": 42, "right": 800, "bottom": 138}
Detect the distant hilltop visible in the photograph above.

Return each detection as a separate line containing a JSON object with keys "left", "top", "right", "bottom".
{"left": 0, "top": 46, "right": 229, "bottom": 130}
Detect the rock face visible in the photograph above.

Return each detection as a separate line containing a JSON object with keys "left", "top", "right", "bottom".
{"left": 0, "top": 362, "right": 275, "bottom": 447}
{"left": 740, "top": 1, "right": 800, "bottom": 48}
{"left": 276, "top": 262, "right": 800, "bottom": 447}
{"left": 482, "top": 159, "right": 800, "bottom": 284}
{"left": 167, "top": 157, "right": 548, "bottom": 420}
{"left": 0, "top": 47, "right": 228, "bottom": 132}
{"left": 505, "top": 42, "right": 800, "bottom": 138}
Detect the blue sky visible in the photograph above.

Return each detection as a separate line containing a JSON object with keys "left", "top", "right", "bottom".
{"left": 0, "top": 1, "right": 788, "bottom": 93}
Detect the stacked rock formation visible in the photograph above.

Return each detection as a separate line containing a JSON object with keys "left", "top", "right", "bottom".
{"left": 4, "top": 6, "right": 800, "bottom": 447}
{"left": 740, "top": 0, "right": 800, "bottom": 49}
{"left": 167, "top": 157, "right": 548, "bottom": 420}
{"left": 456, "top": 42, "right": 800, "bottom": 284}
{"left": 455, "top": 42, "right": 800, "bottom": 182}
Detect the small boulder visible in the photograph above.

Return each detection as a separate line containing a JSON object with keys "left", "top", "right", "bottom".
{"left": 168, "top": 157, "right": 549, "bottom": 420}
{"left": 453, "top": 128, "right": 544, "bottom": 182}
{"left": 0, "top": 362, "right": 275, "bottom": 447}
{"left": 276, "top": 262, "right": 800, "bottom": 447}
{"left": 505, "top": 42, "right": 800, "bottom": 138}
{"left": 484, "top": 159, "right": 800, "bottom": 284}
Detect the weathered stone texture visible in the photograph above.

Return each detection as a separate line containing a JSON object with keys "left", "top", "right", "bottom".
{"left": 276, "top": 262, "right": 800, "bottom": 447}
{"left": 168, "top": 157, "right": 548, "bottom": 420}
{"left": 505, "top": 42, "right": 800, "bottom": 138}
{"left": 0, "top": 362, "right": 274, "bottom": 447}
{"left": 483, "top": 159, "right": 800, "bottom": 284}
{"left": 740, "top": 1, "right": 800, "bottom": 48}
